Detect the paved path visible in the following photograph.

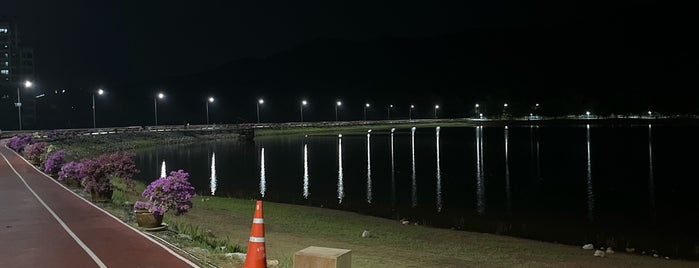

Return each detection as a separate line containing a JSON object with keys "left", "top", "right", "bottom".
{"left": 0, "top": 144, "right": 199, "bottom": 268}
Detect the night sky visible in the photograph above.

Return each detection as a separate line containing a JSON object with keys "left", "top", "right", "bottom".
{"left": 1, "top": 0, "right": 697, "bottom": 129}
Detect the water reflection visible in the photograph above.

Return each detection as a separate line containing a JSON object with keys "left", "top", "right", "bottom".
{"left": 338, "top": 134, "right": 344, "bottom": 204}
{"left": 303, "top": 143, "right": 309, "bottom": 199}
{"left": 411, "top": 127, "right": 417, "bottom": 207}
{"left": 161, "top": 160, "right": 167, "bottom": 178}
{"left": 366, "top": 130, "right": 372, "bottom": 203}
{"left": 436, "top": 127, "right": 442, "bottom": 212}
{"left": 475, "top": 126, "right": 486, "bottom": 215}
{"left": 504, "top": 126, "right": 511, "bottom": 213}
{"left": 390, "top": 128, "right": 396, "bottom": 206}
{"left": 210, "top": 153, "right": 217, "bottom": 195}
{"left": 260, "top": 148, "right": 266, "bottom": 198}
{"left": 530, "top": 125, "right": 542, "bottom": 180}
{"left": 586, "top": 124, "right": 594, "bottom": 221}
{"left": 648, "top": 124, "right": 656, "bottom": 223}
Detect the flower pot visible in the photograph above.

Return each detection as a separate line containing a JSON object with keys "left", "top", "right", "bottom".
{"left": 90, "top": 189, "right": 113, "bottom": 203}
{"left": 134, "top": 209, "right": 164, "bottom": 228}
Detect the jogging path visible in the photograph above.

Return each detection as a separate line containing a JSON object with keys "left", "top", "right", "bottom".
{"left": 0, "top": 144, "right": 199, "bottom": 268}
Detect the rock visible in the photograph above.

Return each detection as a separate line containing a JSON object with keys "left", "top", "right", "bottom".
{"left": 665, "top": 257, "right": 670, "bottom": 260}
{"left": 625, "top": 248, "right": 635, "bottom": 253}
{"left": 400, "top": 220, "right": 410, "bottom": 225}
{"left": 606, "top": 247, "right": 614, "bottom": 254}
{"left": 413, "top": 222, "right": 419, "bottom": 226}
{"left": 205, "top": 229, "right": 215, "bottom": 237}
{"left": 361, "top": 230, "right": 371, "bottom": 238}
{"left": 226, "top": 252, "right": 246, "bottom": 260}
{"left": 653, "top": 254, "right": 659, "bottom": 258}
{"left": 219, "top": 246, "right": 226, "bottom": 251}
{"left": 178, "top": 234, "right": 192, "bottom": 240}
{"left": 582, "top": 244, "right": 594, "bottom": 250}
{"left": 267, "top": 259, "right": 280, "bottom": 266}
{"left": 594, "top": 250, "right": 606, "bottom": 257}
{"left": 191, "top": 247, "right": 209, "bottom": 254}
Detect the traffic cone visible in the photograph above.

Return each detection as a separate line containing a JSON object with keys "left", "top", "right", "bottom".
{"left": 242, "top": 200, "right": 267, "bottom": 268}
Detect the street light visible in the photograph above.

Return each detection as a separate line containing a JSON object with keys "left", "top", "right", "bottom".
{"left": 92, "top": 88, "right": 104, "bottom": 128}
{"left": 206, "top": 97, "right": 215, "bottom": 125}
{"left": 502, "top": 103, "right": 508, "bottom": 119}
{"left": 409, "top": 104, "right": 415, "bottom": 120}
{"left": 475, "top": 103, "right": 480, "bottom": 118}
{"left": 16, "top": 80, "right": 32, "bottom": 130}
{"left": 434, "top": 105, "right": 440, "bottom": 119}
{"left": 300, "top": 100, "right": 308, "bottom": 122}
{"left": 335, "top": 101, "right": 342, "bottom": 121}
{"left": 364, "top": 103, "right": 370, "bottom": 121}
{"left": 154, "top": 92, "right": 164, "bottom": 126}
{"left": 256, "top": 99, "right": 264, "bottom": 123}
{"left": 388, "top": 104, "right": 394, "bottom": 120}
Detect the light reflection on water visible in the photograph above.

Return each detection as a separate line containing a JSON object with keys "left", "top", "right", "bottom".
{"left": 504, "top": 126, "right": 511, "bottom": 213}
{"left": 476, "top": 126, "right": 485, "bottom": 215}
{"left": 411, "top": 127, "right": 417, "bottom": 208}
{"left": 260, "top": 148, "right": 266, "bottom": 198}
{"left": 390, "top": 128, "right": 396, "bottom": 206}
{"left": 303, "top": 143, "right": 309, "bottom": 199}
{"left": 648, "top": 124, "right": 655, "bottom": 223}
{"left": 337, "top": 135, "right": 344, "bottom": 204}
{"left": 436, "top": 126, "right": 442, "bottom": 212}
{"left": 161, "top": 161, "right": 166, "bottom": 178}
{"left": 210, "top": 153, "right": 217, "bottom": 195}
{"left": 586, "top": 124, "right": 594, "bottom": 222}
{"left": 367, "top": 130, "right": 372, "bottom": 203}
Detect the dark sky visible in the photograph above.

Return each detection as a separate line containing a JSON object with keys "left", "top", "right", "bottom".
{"left": 4, "top": 0, "right": 651, "bottom": 89}
{"left": 1, "top": 0, "right": 697, "bottom": 128}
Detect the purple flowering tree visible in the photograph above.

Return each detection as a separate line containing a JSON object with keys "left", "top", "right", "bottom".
{"left": 81, "top": 152, "right": 139, "bottom": 193}
{"left": 23, "top": 142, "right": 48, "bottom": 165}
{"left": 44, "top": 150, "right": 68, "bottom": 175}
{"left": 7, "top": 134, "right": 33, "bottom": 152}
{"left": 58, "top": 161, "right": 84, "bottom": 184}
{"left": 135, "top": 169, "right": 196, "bottom": 216}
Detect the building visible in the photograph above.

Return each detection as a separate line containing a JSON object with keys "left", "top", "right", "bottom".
{"left": 0, "top": 17, "right": 35, "bottom": 130}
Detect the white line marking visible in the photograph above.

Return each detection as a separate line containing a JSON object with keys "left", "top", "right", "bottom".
{"left": 0, "top": 152, "right": 107, "bottom": 268}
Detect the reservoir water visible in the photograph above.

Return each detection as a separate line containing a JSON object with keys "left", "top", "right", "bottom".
{"left": 134, "top": 123, "right": 699, "bottom": 259}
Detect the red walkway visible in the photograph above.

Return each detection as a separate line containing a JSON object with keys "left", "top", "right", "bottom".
{"left": 0, "top": 144, "right": 199, "bottom": 268}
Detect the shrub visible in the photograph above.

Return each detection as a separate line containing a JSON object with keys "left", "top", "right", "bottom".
{"left": 44, "top": 150, "right": 68, "bottom": 175}
{"left": 58, "top": 161, "right": 84, "bottom": 184}
{"left": 81, "top": 152, "right": 139, "bottom": 193}
{"left": 135, "top": 170, "right": 195, "bottom": 216}
{"left": 24, "top": 142, "right": 48, "bottom": 165}
{"left": 7, "top": 134, "right": 33, "bottom": 152}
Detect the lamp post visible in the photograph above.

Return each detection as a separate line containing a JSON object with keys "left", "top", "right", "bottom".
{"left": 364, "top": 103, "right": 370, "bottom": 121}
{"left": 92, "top": 88, "right": 104, "bottom": 128}
{"left": 16, "top": 80, "right": 32, "bottom": 130}
{"left": 335, "top": 101, "right": 342, "bottom": 121}
{"left": 256, "top": 99, "right": 264, "bottom": 123}
{"left": 300, "top": 100, "right": 307, "bottom": 122}
{"left": 434, "top": 105, "right": 440, "bottom": 119}
{"left": 154, "top": 92, "right": 164, "bottom": 126}
{"left": 502, "top": 103, "right": 508, "bottom": 119}
{"left": 475, "top": 103, "right": 480, "bottom": 118}
{"left": 387, "top": 104, "right": 393, "bottom": 120}
{"left": 409, "top": 105, "right": 414, "bottom": 120}
{"left": 206, "top": 97, "right": 214, "bottom": 124}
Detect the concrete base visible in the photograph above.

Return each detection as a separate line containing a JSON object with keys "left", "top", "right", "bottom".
{"left": 293, "top": 246, "right": 351, "bottom": 268}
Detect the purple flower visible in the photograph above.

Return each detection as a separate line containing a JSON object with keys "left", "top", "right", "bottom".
{"left": 80, "top": 152, "right": 139, "bottom": 193}
{"left": 136, "top": 169, "right": 195, "bottom": 216}
{"left": 58, "top": 161, "right": 84, "bottom": 184}
{"left": 23, "top": 142, "right": 48, "bottom": 165}
{"left": 45, "top": 150, "right": 68, "bottom": 175}
{"left": 7, "top": 134, "right": 33, "bottom": 152}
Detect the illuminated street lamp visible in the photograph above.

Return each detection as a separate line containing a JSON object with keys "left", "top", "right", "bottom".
{"left": 206, "top": 97, "right": 215, "bottom": 125}
{"left": 16, "top": 80, "right": 32, "bottom": 130}
{"left": 300, "top": 100, "right": 308, "bottom": 122}
{"left": 92, "top": 88, "right": 105, "bottom": 128}
{"left": 335, "top": 101, "right": 342, "bottom": 121}
{"left": 475, "top": 103, "right": 480, "bottom": 118}
{"left": 256, "top": 99, "right": 264, "bottom": 123}
{"left": 434, "top": 105, "right": 440, "bottom": 119}
{"left": 502, "top": 103, "right": 508, "bottom": 119}
{"left": 154, "top": 92, "right": 165, "bottom": 126}
{"left": 364, "top": 103, "right": 370, "bottom": 121}
{"left": 409, "top": 104, "right": 415, "bottom": 120}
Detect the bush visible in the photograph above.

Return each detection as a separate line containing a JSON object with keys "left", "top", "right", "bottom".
{"left": 81, "top": 152, "right": 139, "bottom": 193}
{"left": 24, "top": 142, "right": 48, "bottom": 165}
{"left": 135, "top": 169, "right": 195, "bottom": 216}
{"left": 58, "top": 161, "right": 84, "bottom": 184}
{"left": 44, "top": 150, "right": 68, "bottom": 175}
{"left": 7, "top": 134, "right": 33, "bottom": 152}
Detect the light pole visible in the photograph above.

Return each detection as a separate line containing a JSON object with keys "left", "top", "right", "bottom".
{"left": 388, "top": 104, "right": 393, "bottom": 120}
{"left": 475, "top": 103, "right": 480, "bottom": 118}
{"left": 434, "top": 105, "right": 440, "bottom": 119}
{"left": 409, "top": 105, "right": 414, "bottom": 120}
{"left": 206, "top": 97, "right": 214, "bottom": 124}
{"left": 16, "top": 80, "right": 32, "bottom": 130}
{"left": 300, "top": 100, "right": 307, "bottom": 122}
{"left": 335, "top": 101, "right": 342, "bottom": 121}
{"left": 154, "top": 92, "right": 164, "bottom": 126}
{"left": 256, "top": 99, "right": 264, "bottom": 123}
{"left": 364, "top": 103, "right": 370, "bottom": 121}
{"left": 502, "top": 103, "right": 508, "bottom": 119}
{"left": 92, "top": 88, "right": 104, "bottom": 128}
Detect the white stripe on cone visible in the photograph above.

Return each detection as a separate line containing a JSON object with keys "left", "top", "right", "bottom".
{"left": 249, "top": 236, "right": 265, "bottom": 243}
{"left": 253, "top": 218, "right": 264, "bottom": 224}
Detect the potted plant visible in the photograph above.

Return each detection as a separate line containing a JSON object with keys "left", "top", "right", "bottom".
{"left": 134, "top": 169, "right": 196, "bottom": 228}
{"left": 81, "top": 152, "right": 139, "bottom": 202}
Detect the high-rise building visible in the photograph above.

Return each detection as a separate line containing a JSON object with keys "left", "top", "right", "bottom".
{"left": 0, "top": 17, "right": 35, "bottom": 130}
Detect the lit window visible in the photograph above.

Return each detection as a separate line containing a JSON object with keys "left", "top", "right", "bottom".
{"left": 0, "top": 28, "right": 8, "bottom": 33}
{"left": 1, "top": 70, "right": 9, "bottom": 75}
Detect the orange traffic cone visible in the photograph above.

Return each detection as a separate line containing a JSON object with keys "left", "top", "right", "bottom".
{"left": 242, "top": 200, "right": 267, "bottom": 268}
